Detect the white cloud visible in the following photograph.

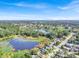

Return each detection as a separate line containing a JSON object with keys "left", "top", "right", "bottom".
{"left": 0, "top": 14, "right": 47, "bottom": 20}
{"left": 15, "top": 2, "right": 47, "bottom": 9}
{"left": 0, "top": 14, "right": 79, "bottom": 20}
{"left": 58, "top": 0, "right": 79, "bottom": 10}
{"left": 0, "top": 1, "right": 47, "bottom": 9}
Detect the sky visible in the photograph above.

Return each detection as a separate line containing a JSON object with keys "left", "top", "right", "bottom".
{"left": 0, "top": 0, "right": 79, "bottom": 20}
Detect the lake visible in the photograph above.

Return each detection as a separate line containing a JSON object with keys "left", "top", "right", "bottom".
{"left": 9, "top": 38, "right": 39, "bottom": 50}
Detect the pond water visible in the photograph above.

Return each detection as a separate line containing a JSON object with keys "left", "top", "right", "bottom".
{"left": 9, "top": 38, "right": 39, "bottom": 50}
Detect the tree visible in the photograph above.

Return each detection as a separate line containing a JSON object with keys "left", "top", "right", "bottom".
{"left": 55, "top": 41, "right": 61, "bottom": 46}
{"left": 31, "top": 31, "right": 39, "bottom": 37}
{"left": 30, "top": 48, "right": 39, "bottom": 55}
{"left": 45, "top": 33, "right": 53, "bottom": 39}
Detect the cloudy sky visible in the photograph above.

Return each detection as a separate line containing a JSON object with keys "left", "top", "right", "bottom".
{"left": 0, "top": 0, "right": 79, "bottom": 20}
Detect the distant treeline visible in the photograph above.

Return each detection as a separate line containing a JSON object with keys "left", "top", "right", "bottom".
{"left": 0, "top": 20, "right": 79, "bottom": 26}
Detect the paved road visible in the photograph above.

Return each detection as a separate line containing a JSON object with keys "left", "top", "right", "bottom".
{"left": 57, "top": 33, "right": 73, "bottom": 48}
{"left": 48, "top": 33, "right": 73, "bottom": 57}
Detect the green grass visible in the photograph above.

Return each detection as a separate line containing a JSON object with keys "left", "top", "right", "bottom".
{"left": 31, "top": 36, "right": 47, "bottom": 42}
{"left": 0, "top": 35, "right": 17, "bottom": 42}
{"left": 0, "top": 46, "right": 31, "bottom": 58}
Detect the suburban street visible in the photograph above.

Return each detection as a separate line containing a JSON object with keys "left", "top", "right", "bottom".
{"left": 57, "top": 33, "right": 73, "bottom": 48}
{"left": 48, "top": 33, "right": 73, "bottom": 58}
